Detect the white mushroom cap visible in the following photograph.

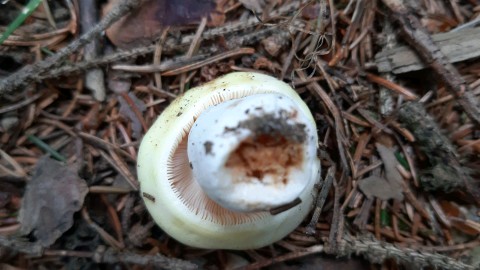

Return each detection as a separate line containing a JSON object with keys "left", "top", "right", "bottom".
{"left": 188, "top": 93, "right": 318, "bottom": 212}
{"left": 137, "top": 72, "right": 321, "bottom": 249}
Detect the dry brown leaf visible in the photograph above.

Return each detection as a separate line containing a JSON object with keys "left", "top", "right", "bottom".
{"left": 358, "top": 144, "right": 405, "bottom": 201}
{"left": 375, "top": 144, "right": 404, "bottom": 193}
{"left": 118, "top": 93, "right": 146, "bottom": 139}
{"left": 18, "top": 157, "right": 88, "bottom": 247}
{"left": 104, "top": 0, "right": 225, "bottom": 49}
{"left": 358, "top": 175, "right": 404, "bottom": 201}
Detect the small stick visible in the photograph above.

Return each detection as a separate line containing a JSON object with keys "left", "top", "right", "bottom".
{"left": 337, "top": 234, "right": 476, "bottom": 270}
{"left": 381, "top": 0, "right": 480, "bottom": 125}
{"left": 161, "top": 48, "right": 255, "bottom": 76}
{"left": 306, "top": 164, "right": 335, "bottom": 235}
{"left": 79, "top": 0, "right": 106, "bottom": 101}
{"left": 0, "top": 0, "right": 142, "bottom": 96}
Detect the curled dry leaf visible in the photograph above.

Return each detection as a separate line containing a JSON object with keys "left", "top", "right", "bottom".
{"left": 18, "top": 156, "right": 88, "bottom": 247}
{"left": 104, "top": 0, "right": 225, "bottom": 49}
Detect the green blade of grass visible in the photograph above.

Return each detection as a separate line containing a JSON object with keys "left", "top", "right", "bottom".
{"left": 27, "top": 134, "right": 67, "bottom": 162}
{"left": 0, "top": 0, "right": 43, "bottom": 46}
{"left": 380, "top": 208, "right": 390, "bottom": 227}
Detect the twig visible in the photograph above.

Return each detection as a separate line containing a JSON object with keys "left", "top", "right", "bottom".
{"left": 97, "top": 247, "right": 198, "bottom": 269}
{"left": 302, "top": 73, "right": 350, "bottom": 174}
{"left": 451, "top": 16, "right": 480, "bottom": 32}
{"left": 397, "top": 101, "right": 480, "bottom": 203}
{"left": 336, "top": 234, "right": 475, "bottom": 270}
{"left": 0, "top": 0, "right": 301, "bottom": 95}
{"left": 78, "top": 132, "right": 135, "bottom": 162}
{"left": 181, "top": 0, "right": 301, "bottom": 45}
{"left": 153, "top": 28, "right": 169, "bottom": 90}
{"left": 180, "top": 17, "right": 207, "bottom": 93}
{"left": 99, "top": 150, "right": 138, "bottom": 191}
{"left": 326, "top": 173, "right": 345, "bottom": 253}
{"left": 79, "top": 0, "right": 106, "bottom": 101}
{"left": 40, "top": 46, "right": 162, "bottom": 78}
{"left": 0, "top": 243, "right": 197, "bottom": 269}
{"left": 375, "top": 27, "right": 480, "bottom": 74}
{"left": 0, "top": 0, "right": 142, "bottom": 96}
{"left": 381, "top": 0, "right": 480, "bottom": 125}
{"left": 36, "top": 26, "right": 284, "bottom": 80}
{"left": 161, "top": 48, "right": 255, "bottom": 76}
{"left": 240, "top": 245, "right": 324, "bottom": 270}
{"left": 306, "top": 164, "right": 335, "bottom": 235}
{"left": 81, "top": 208, "right": 124, "bottom": 249}
{"left": 365, "top": 73, "right": 418, "bottom": 100}
{"left": 0, "top": 92, "right": 42, "bottom": 114}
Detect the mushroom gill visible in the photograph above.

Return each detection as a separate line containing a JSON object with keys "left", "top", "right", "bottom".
{"left": 167, "top": 135, "right": 268, "bottom": 226}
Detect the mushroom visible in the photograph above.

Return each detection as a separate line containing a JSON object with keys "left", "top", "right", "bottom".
{"left": 137, "top": 72, "right": 321, "bottom": 249}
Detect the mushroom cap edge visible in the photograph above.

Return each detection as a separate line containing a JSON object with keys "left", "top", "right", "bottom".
{"left": 137, "top": 72, "right": 321, "bottom": 249}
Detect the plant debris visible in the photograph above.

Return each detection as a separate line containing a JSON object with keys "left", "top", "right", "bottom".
{"left": 1, "top": 0, "right": 480, "bottom": 269}
{"left": 18, "top": 156, "right": 88, "bottom": 247}
{"left": 358, "top": 175, "right": 403, "bottom": 201}
{"left": 104, "top": 0, "right": 224, "bottom": 49}
{"left": 358, "top": 143, "right": 404, "bottom": 201}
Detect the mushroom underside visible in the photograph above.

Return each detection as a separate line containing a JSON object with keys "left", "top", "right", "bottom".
{"left": 168, "top": 136, "right": 268, "bottom": 226}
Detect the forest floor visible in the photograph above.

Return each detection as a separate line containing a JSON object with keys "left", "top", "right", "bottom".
{"left": 0, "top": 0, "right": 479, "bottom": 269}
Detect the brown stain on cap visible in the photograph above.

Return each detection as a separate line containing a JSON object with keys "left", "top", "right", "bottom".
{"left": 224, "top": 113, "right": 307, "bottom": 186}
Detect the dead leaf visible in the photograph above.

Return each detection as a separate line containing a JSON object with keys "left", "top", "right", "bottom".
{"left": 358, "top": 144, "right": 405, "bottom": 201}
{"left": 375, "top": 143, "right": 404, "bottom": 193}
{"left": 104, "top": 0, "right": 225, "bottom": 49}
{"left": 358, "top": 175, "right": 404, "bottom": 201}
{"left": 19, "top": 156, "right": 88, "bottom": 247}
{"left": 118, "top": 93, "right": 146, "bottom": 139}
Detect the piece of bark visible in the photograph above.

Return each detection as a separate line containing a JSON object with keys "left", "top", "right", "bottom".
{"left": 375, "top": 27, "right": 480, "bottom": 74}
{"left": 381, "top": 0, "right": 480, "bottom": 125}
